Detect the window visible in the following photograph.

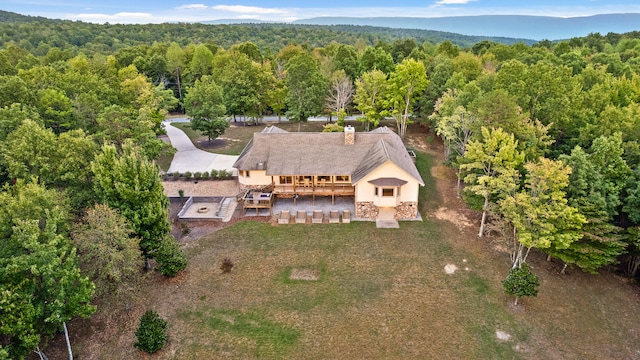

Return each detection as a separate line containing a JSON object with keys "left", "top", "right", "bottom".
{"left": 279, "top": 176, "right": 293, "bottom": 184}
{"left": 317, "top": 175, "right": 331, "bottom": 182}
{"left": 375, "top": 187, "right": 379, "bottom": 196}
{"left": 242, "top": 170, "right": 250, "bottom": 177}
{"left": 382, "top": 188, "right": 394, "bottom": 197}
{"left": 335, "top": 175, "right": 350, "bottom": 182}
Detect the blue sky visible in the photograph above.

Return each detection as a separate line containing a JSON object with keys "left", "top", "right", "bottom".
{"left": 3, "top": 0, "right": 640, "bottom": 23}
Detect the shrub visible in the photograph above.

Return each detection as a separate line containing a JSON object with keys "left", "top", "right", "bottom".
{"left": 502, "top": 263, "right": 540, "bottom": 305}
{"left": 220, "top": 257, "right": 234, "bottom": 273}
{"left": 155, "top": 235, "right": 187, "bottom": 277}
{"left": 134, "top": 310, "right": 167, "bottom": 353}
{"left": 180, "top": 221, "right": 190, "bottom": 236}
{"left": 210, "top": 169, "right": 219, "bottom": 179}
{"left": 202, "top": 171, "right": 209, "bottom": 179}
{"left": 322, "top": 123, "right": 344, "bottom": 132}
{"left": 194, "top": 171, "right": 202, "bottom": 180}
{"left": 172, "top": 171, "right": 181, "bottom": 180}
{"left": 218, "top": 170, "right": 231, "bottom": 179}
{"left": 183, "top": 171, "right": 192, "bottom": 179}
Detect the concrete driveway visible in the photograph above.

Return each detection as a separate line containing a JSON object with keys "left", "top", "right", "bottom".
{"left": 164, "top": 121, "right": 238, "bottom": 175}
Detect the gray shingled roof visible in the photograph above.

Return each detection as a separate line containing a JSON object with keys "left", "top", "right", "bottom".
{"left": 233, "top": 126, "right": 424, "bottom": 185}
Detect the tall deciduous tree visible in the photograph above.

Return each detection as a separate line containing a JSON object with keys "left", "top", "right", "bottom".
{"left": 183, "top": 75, "right": 228, "bottom": 143}
{"left": 433, "top": 105, "right": 478, "bottom": 195}
{"left": 555, "top": 135, "right": 630, "bottom": 273}
{"left": 461, "top": 127, "right": 525, "bottom": 237}
{"left": 188, "top": 44, "right": 214, "bottom": 81}
{"left": 91, "top": 142, "right": 174, "bottom": 270}
{"left": 0, "top": 181, "right": 94, "bottom": 359}
{"left": 285, "top": 53, "right": 327, "bottom": 131}
{"left": 325, "top": 70, "right": 354, "bottom": 123}
{"left": 166, "top": 42, "right": 186, "bottom": 102}
{"left": 500, "top": 158, "right": 586, "bottom": 269}
{"left": 72, "top": 204, "right": 143, "bottom": 299}
{"left": 386, "top": 58, "right": 428, "bottom": 138}
{"left": 354, "top": 69, "right": 388, "bottom": 131}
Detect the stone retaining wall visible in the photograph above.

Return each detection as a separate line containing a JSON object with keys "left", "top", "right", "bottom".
{"left": 395, "top": 201, "right": 418, "bottom": 219}
{"left": 356, "top": 201, "right": 379, "bottom": 219}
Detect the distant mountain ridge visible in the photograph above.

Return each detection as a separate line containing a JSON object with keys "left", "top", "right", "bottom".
{"left": 293, "top": 14, "right": 640, "bottom": 40}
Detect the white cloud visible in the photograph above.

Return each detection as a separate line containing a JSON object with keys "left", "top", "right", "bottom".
{"left": 210, "top": 5, "right": 290, "bottom": 15}
{"left": 176, "top": 4, "right": 209, "bottom": 10}
{"left": 435, "top": 0, "right": 475, "bottom": 4}
{"left": 70, "top": 12, "right": 154, "bottom": 22}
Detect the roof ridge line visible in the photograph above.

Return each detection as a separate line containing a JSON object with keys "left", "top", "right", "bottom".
{"left": 380, "top": 139, "right": 391, "bottom": 159}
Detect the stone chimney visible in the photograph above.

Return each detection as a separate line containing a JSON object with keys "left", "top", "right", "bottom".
{"left": 344, "top": 125, "right": 355, "bottom": 145}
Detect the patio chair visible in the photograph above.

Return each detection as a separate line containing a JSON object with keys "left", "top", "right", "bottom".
{"left": 312, "top": 209, "right": 323, "bottom": 223}
{"left": 278, "top": 210, "right": 290, "bottom": 224}
{"left": 295, "top": 210, "right": 307, "bottom": 224}
{"left": 328, "top": 210, "right": 340, "bottom": 223}
{"left": 342, "top": 209, "right": 351, "bottom": 223}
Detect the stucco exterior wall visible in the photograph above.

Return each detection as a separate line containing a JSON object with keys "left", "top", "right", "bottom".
{"left": 354, "top": 161, "right": 421, "bottom": 204}
{"left": 237, "top": 170, "right": 271, "bottom": 187}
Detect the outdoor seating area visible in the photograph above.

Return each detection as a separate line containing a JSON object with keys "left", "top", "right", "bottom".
{"left": 312, "top": 210, "right": 323, "bottom": 223}
{"left": 278, "top": 210, "right": 290, "bottom": 224}
{"left": 271, "top": 196, "right": 355, "bottom": 224}
{"left": 295, "top": 210, "right": 307, "bottom": 223}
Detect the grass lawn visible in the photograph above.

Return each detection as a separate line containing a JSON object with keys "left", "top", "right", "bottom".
{"left": 60, "top": 140, "right": 640, "bottom": 360}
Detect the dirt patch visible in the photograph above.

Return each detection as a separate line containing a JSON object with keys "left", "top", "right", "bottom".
{"left": 433, "top": 207, "right": 473, "bottom": 229}
{"left": 195, "top": 138, "right": 228, "bottom": 150}
{"left": 289, "top": 268, "right": 320, "bottom": 281}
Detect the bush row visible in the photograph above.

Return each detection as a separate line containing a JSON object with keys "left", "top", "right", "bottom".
{"left": 165, "top": 169, "right": 234, "bottom": 181}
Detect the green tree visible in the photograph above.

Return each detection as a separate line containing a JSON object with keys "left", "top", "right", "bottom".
{"left": 386, "top": 58, "right": 428, "bottom": 138}
{"left": 213, "top": 52, "right": 262, "bottom": 122}
{"left": 354, "top": 69, "right": 388, "bottom": 131}
{"left": 37, "top": 88, "right": 74, "bottom": 133}
{"left": 265, "top": 78, "right": 287, "bottom": 122}
{"left": 188, "top": 44, "right": 214, "bottom": 81}
{"left": 91, "top": 143, "right": 172, "bottom": 269}
{"left": 432, "top": 104, "right": 478, "bottom": 195}
{"left": 285, "top": 53, "right": 327, "bottom": 131}
{"left": 134, "top": 310, "right": 168, "bottom": 354}
{"left": 502, "top": 263, "right": 539, "bottom": 305}
{"left": 359, "top": 46, "right": 394, "bottom": 75}
{"left": 0, "top": 181, "right": 94, "bottom": 359}
{"left": 154, "top": 235, "right": 187, "bottom": 277}
{"left": 461, "top": 127, "right": 525, "bottom": 237}
{"left": 71, "top": 204, "right": 143, "bottom": 299}
{"left": 166, "top": 42, "right": 186, "bottom": 101}
{"left": 554, "top": 136, "right": 630, "bottom": 273}
{"left": 500, "top": 158, "right": 586, "bottom": 269}
{"left": 183, "top": 75, "right": 228, "bottom": 143}
{"left": 469, "top": 89, "right": 553, "bottom": 161}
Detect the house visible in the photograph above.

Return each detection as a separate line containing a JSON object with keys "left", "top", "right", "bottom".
{"left": 232, "top": 125, "right": 424, "bottom": 220}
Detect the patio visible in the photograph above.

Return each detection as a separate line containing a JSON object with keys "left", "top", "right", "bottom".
{"left": 244, "top": 195, "right": 355, "bottom": 221}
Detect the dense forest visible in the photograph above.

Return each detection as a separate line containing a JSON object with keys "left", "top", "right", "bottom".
{"left": 1, "top": 11, "right": 640, "bottom": 358}
{"left": 0, "top": 10, "right": 532, "bottom": 55}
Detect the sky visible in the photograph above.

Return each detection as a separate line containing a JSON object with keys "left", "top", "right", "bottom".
{"left": 3, "top": 0, "right": 640, "bottom": 24}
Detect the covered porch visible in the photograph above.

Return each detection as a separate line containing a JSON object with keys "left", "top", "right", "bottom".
{"left": 271, "top": 175, "right": 355, "bottom": 205}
